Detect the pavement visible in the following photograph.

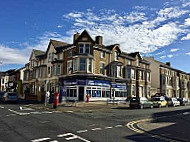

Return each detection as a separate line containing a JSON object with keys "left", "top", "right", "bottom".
{"left": 137, "top": 111, "right": 190, "bottom": 142}
{"left": 0, "top": 101, "right": 190, "bottom": 142}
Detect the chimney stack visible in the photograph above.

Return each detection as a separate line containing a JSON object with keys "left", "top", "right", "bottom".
{"left": 166, "top": 62, "right": 171, "bottom": 66}
{"left": 73, "top": 32, "right": 80, "bottom": 43}
{"left": 95, "top": 36, "right": 103, "bottom": 45}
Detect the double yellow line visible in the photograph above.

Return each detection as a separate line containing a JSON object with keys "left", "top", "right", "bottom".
{"left": 126, "top": 119, "right": 151, "bottom": 134}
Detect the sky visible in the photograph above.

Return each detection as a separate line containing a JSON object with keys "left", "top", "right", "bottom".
{"left": 0, "top": 0, "right": 190, "bottom": 72}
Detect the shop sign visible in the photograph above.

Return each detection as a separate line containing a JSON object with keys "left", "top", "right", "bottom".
{"left": 64, "top": 80, "right": 77, "bottom": 85}
{"left": 112, "top": 83, "right": 127, "bottom": 90}
{"left": 87, "top": 80, "right": 110, "bottom": 87}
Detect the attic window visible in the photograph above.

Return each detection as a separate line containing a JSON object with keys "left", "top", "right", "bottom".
{"left": 69, "top": 50, "right": 72, "bottom": 57}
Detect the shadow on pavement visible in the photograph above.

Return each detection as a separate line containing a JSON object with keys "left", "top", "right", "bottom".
{"left": 125, "top": 108, "right": 190, "bottom": 142}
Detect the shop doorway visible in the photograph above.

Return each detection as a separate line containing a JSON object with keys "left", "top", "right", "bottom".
{"left": 79, "top": 87, "right": 84, "bottom": 101}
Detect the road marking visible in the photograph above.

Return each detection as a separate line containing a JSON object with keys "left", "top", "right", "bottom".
{"left": 89, "top": 124, "right": 96, "bottom": 127}
{"left": 50, "top": 141, "right": 58, "bottom": 142}
{"left": 8, "top": 109, "right": 29, "bottom": 115}
{"left": 115, "top": 125, "right": 123, "bottom": 128}
{"left": 57, "top": 133, "right": 91, "bottom": 142}
{"left": 1, "top": 106, "right": 4, "bottom": 109}
{"left": 31, "top": 137, "right": 51, "bottom": 142}
{"left": 91, "top": 128, "right": 102, "bottom": 131}
{"left": 183, "top": 112, "right": 190, "bottom": 115}
{"left": 20, "top": 106, "right": 34, "bottom": 111}
{"left": 6, "top": 114, "right": 16, "bottom": 117}
{"left": 105, "top": 126, "right": 113, "bottom": 129}
{"left": 77, "top": 130, "right": 88, "bottom": 133}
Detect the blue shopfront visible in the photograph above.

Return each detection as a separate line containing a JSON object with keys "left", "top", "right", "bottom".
{"left": 62, "top": 79, "right": 127, "bottom": 101}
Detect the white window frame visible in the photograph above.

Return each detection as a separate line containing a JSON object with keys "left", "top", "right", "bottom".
{"left": 114, "top": 51, "right": 118, "bottom": 61}
{"left": 79, "top": 43, "right": 91, "bottom": 54}
{"left": 73, "top": 58, "right": 79, "bottom": 72}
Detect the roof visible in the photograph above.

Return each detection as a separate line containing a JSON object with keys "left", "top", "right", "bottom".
{"left": 50, "top": 39, "right": 70, "bottom": 48}
{"left": 33, "top": 49, "right": 45, "bottom": 57}
{"left": 128, "top": 52, "right": 141, "bottom": 58}
{"left": 105, "top": 44, "right": 120, "bottom": 50}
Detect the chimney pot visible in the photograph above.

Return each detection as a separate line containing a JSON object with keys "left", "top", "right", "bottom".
{"left": 95, "top": 36, "right": 103, "bottom": 45}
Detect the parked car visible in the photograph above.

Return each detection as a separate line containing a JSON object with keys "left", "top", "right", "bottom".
{"left": 165, "top": 97, "right": 173, "bottom": 107}
{"left": 2, "top": 92, "right": 19, "bottom": 103}
{"left": 129, "top": 97, "right": 153, "bottom": 109}
{"left": 171, "top": 98, "right": 180, "bottom": 107}
{"left": 151, "top": 97, "right": 167, "bottom": 108}
{"left": 177, "top": 98, "right": 189, "bottom": 106}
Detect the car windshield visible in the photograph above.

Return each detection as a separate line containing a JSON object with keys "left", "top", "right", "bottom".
{"left": 130, "top": 98, "right": 139, "bottom": 102}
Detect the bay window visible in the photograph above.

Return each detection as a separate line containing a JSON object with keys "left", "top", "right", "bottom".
{"left": 80, "top": 58, "right": 86, "bottom": 71}
{"left": 57, "top": 65, "right": 61, "bottom": 75}
{"left": 79, "top": 43, "right": 91, "bottom": 54}
{"left": 88, "top": 59, "right": 92, "bottom": 72}
{"left": 79, "top": 44, "right": 84, "bottom": 54}
{"left": 131, "top": 69, "right": 135, "bottom": 79}
{"left": 85, "top": 44, "right": 90, "bottom": 53}
{"left": 67, "top": 60, "right": 72, "bottom": 74}
{"left": 73, "top": 58, "right": 78, "bottom": 71}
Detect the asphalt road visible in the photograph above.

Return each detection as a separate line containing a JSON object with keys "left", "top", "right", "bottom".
{"left": 0, "top": 103, "right": 190, "bottom": 142}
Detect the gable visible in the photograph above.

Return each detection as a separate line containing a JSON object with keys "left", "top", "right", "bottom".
{"left": 75, "top": 30, "right": 95, "bottom": 44}
{"left": 113, "top": 45, "right": 121, "bottom": 53}
{"left": 29, "top": 51, "right": 36, "bottom": 61}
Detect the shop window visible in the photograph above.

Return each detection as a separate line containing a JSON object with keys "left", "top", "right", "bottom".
{"left": 80, "top": 58, "right": 86, "bottom": 71}
{"left": 102, "top": 90, "right": 106, "bottom": 97}
{"left": 86, "top": 90, "right": 91, "bottom": 97}
{"left": 92, "top": 90, "right": 96, "bottom": 97}
{"left": 106, "top": 91, "right": 110, "bottom": 97}
{"left": 97, "top": 90, "right": 101, "bottom": 97}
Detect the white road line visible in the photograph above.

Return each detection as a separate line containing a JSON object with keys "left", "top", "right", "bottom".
{"left": 105, "top": 126, "right": 113, "bottom": 129}
{"left": 31, "top": 112, "right": 42, "bottom": 114}
{"left": 89, "top": 124, "right": 96, "bottom": 127}
{"left": 67, "top": 111, "right": 74, "bottom": 113}
{"left": 91, "top": 128, "right": 102, "bottom": 131}
{"left": 115, "top": 125, "right": 123, "bottom": 128}
{"left": 50, "top": 141, "right": 58, "bottom": 142}
{"left": 8, "top": 109, "right": 29, "bottom": 115}
{"left": 31, "top": 137, "right": 51, "bottom": 142}
{"left": 57, "top": 133, "right": 73, "bottom": 138}
{"left": 77, "top": 130, "right": 88, "bottom": 133}
{"left": 65, "top": 135, "right": 78, "bottom": 140}
{"left": 1, "top": 106, "right": 4, "bottom": 109}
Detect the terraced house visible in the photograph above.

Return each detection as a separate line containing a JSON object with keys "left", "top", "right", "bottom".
{"left": 145, "top": 57, "right": 190, "bottom": 99}
{"left": 23, "top": 30, "right": 151, "bottom": 102}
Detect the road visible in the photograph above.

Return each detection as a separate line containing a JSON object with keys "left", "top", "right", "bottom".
{"left": 0, "top": 103, "right": 190, "bottom": 142}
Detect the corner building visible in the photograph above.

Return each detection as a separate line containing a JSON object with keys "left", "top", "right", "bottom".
{"left": 59, "top": 30, "right": 151, "bottom": 101}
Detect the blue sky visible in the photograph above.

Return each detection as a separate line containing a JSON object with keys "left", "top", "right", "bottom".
{"left": 0, "top": 0, "right": 190, "bottom": 72}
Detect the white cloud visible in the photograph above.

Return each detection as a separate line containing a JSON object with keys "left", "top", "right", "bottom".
{"left": 184, "top": 18, "right": 190, "bottom": 26}
{"left": 170, "top": 48, "right": 179, "bottom": 52}
{"left": 57, "top": 25, "right": 62, "bottom": 28}
{"left": 0, "top": 32, "right": 72, "bottom": 65}
{"left": 167, "top": 54, "right": 173, "bottom": 58}
{"left": 181, "top": 33, "right": 190, "bottom": 40}
{"left": 160, "top": 55, "right": 166, "bottom": 59}
{"left": 63, "top": 8, "right": 185, "bottom": 53}
{"left": 185, "top": 52, "right": 190, "bottom": 55}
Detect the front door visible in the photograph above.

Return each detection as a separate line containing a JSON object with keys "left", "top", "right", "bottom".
{"left": 79, "top": 87, "right": 84, "bottom": 101}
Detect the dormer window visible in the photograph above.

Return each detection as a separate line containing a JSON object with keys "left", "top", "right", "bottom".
{"left": 85, "top": 44, "right": 90, "bottom": 54}
{"left": 79, "top": 44, "right": 84, "bottom": 53}
{"left": 136, "top": 59, "right": 139, "bottom": 66}
{"left": 79, "top": 43, "right": 90, "bottom": 54}
{"left": 114, "top": 51, "right": 118, "bottom": 61}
